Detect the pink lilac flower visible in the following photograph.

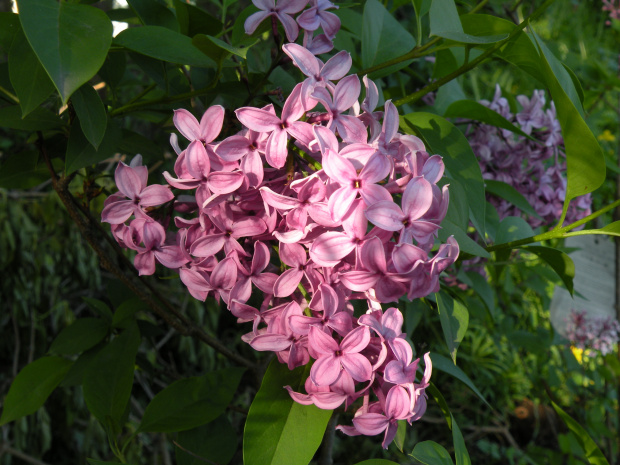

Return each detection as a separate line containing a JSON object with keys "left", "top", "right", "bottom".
{"left": 245, "top": 0, "right": 309, "bottom": 42}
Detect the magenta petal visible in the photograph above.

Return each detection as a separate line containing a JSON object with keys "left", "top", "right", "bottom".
{"left": 383, "top": 361, "right": 409, "bottom": 385}
{"left": 335, "top": 115, "right": 367, "bottom": 143}
{"left": 313, "top": 125, "right": 339, "bottom": 153}
{"left": 115, "top": 163, "right": 143, "bottom": 199}
{"left": 216, "top": 135, "right": 250, "bottom": 161}
{"left": 240, "top": 150, "right": 264, "bottom": 187}
{"left": 318, "top": 10, "right": 341, "bottom": 38}
{"left": 311, "top": 354, "right": 341, "bottom": 386}
{"left": 340, "top": 326, "right": 370, "bottom": 353}
{"left": 402, "top": 177, "right": 433, "bottom": 220}
{"left": 232, "top": 217, "right": 267, "bottom": 238}
{"left": 422, "top": 155, "right": 445, "bottom": 183}
{"left": 382, "top": 100, "right": 399, "bottom": 143}
{"left": 308, "top": 325, "right": 339, "bottom": 354}
{"left": 310, "top": 232, "right": 354, "bottom": 265}
{"left": 244, "top": 10, "right": 271, "bottom": 35}
{"left": 296, "top": 7, "right": 322, "bottom": 31}
{"left": 211, "top": 257, "right": 238, "bottom": 289}
{"left": 382, "top": 307, "right": 404, "bottom": 336}
{"left": 311, "top": 391, "right": 346, "bottom": 410}
{"left": 251, "top": 241, "right": 271, "bottom": 274}
{"left": 282, "top": 83, "right": 306, "bottom": 123}
{"left": 333, "top": 74, "right": 361, "bottom": 112}
{"left": 260, "top": 187, "right": 300, "bottom": 210}
{"left": 235, "top": 107, "right": 281, "bottom": 132}
{"left": 360, "top": 153, "right": 391, "bottom": 184}
{"left": 199, "top": 105, "right": 224, "bottom": 143}
{"left": 162, "top": 171, "right": 200, "bottom": 190}
{"left": 327, "top": 186, "right": 357, "bottom": 221}
{"left": 101, "top": 200, "right": 135, "bottom": 224}
{"left": 252, "top": 273, "right": 278, "bottom": 294}
{"left": 250, "top": 333, "right": 292, "bottom": 352}
{"left": 276, "top": 12, "right": 299, "bottom": 41}
{"left": 365, "top": 201, "right": 405, "bottom": 231}
{"left": 140, "top": 184, "right": 173, "bottom": 207}
{"left": 135, "top": 250, "right": 156, "bottom": 275}
{"left": 324, "top": 150, "right": 356, "bottom": 182}
{"left": 273, "top": 268, "right": 304, "bottom": 297}
{"left": 340, "top": 353, "right": 372, "bottom": 382}
{"left": 190, "top": 234, "right": 226, "bottom": 257}
{"left": 207, "top": 171, "right": 244, "bottom": 194}
{"left": 285, "top": 386, "right": 315, "bottom": 406}
{"left": 360, "top": 184, "right": 392, "bottom": 207}
{"left": 265, "top": 128, "right": 289, "bottom": 169}
{"left": 386, "top": 385, "right": 412, "bottom": 419}
{"left": 279, "top": 242, "right": 306, "bottom": 267}
{"left": 279, "top": 0, "right": 309, "bottom": 14}
{"left": 155, "top": 245, "right": 189, "bottom": 269}
{"left": 360, "top": 237, "right": 387, "bottom": 273}
{"left": 287, "top": 121, "right": 315, "bottom": 147}
{"left": 352, "top": 413, "right": 388, "bottom": 436}
{"left": 283, "top": 43, "right": 320, "bottom": 77}
{"left": 392, "top": 243, "right": 427, "bottom": 273}
{"left": 321, "top": 51, "right": 351, "bottom": 81}
{"left": 173, "top": 109, "right": 200, "bottom": 141}
{"left": 185, "top": 140, "right": 211, "bottom": 179}
{"left": 338, "top": 270, "right": 377, "bottom": 292}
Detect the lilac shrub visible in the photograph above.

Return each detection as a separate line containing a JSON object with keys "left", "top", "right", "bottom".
{"left": 468, "top": 85, "right": 592, "bottom": 229}
{"left": 101, "top": 14, "right": 460, "bottom": 446}
{"left": 565, "top": 309, "right": 620, "bottom": 355}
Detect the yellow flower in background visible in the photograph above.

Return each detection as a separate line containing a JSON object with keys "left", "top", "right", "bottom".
{"left": 598, "top": 130, "right": 616, "bottom": 142}
{"left": 571, "top": 346, "right": 584, "bottom": 364}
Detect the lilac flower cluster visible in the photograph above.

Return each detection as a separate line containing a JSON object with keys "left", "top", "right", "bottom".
{"left": 101, "top": 35, "right": 460, "bottom": 446}
{"left": 245, "top": 0, "right": 341, "bottom": 54}
{"left": 468, "top": 85, "right": 592, "bottom": 228}
{"left": 603, "top": 0, "right": 620, "bottom": 25}
{"left": 565, "top": 309, "right": 620, "bottom": 356}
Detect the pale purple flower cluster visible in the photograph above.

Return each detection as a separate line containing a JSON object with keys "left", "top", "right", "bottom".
{"left": 565, "top": 309, "right": 620, "bottom": 356}
{"left": 101, "top": 42, "right": 459, "bottom": 447}
{"left": 468, "top": 85, "right": 592, "bottom": 229}
{"left": 603, "top": 0, "right": 620, "bottom": 25}
{"left": 245, "top": 0, "right": 340, "bottom": 54}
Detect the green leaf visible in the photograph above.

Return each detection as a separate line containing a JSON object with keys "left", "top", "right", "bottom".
{"left": 411, "top": 441, "right": 454, "bottom": 465}
{"left": 426, "top": 382, "right": 452, "bottom": 429}
{"left": 139, "top": 367, "right": 245, "bottom": 432}
{"left": 0, "top": 356, "right": 73, "bottom": 425}
{"left": 65, "top": 119, "right": 122, "bottom": 174}
{"left": 451, "top": 415, "right": 471, "bottom": 465}
{"left": 83, "top": 323, "right": 141, "bottom": 427}
{"left": 401, "top": 112, "right": 485, "bottom": 237}
{"left": 16, "top": 0, "right": 113, "bottom": 104}
{"left": 8, "top": 29, "right": 55, "bottom": 117}
{"left": 444, "top": 100, "right": 531, "bottom": 139}
{"left": 394, "top": 420, "right": 407, "bottom": 453}
{"left": 551, "top": 402, "right": 610, "bottom": 465}
{"left": 205, "top": 35, "right": 255, "bottom": 60}
{"left": 0, "top": 12, "right": 21, "bottom": 55}
{"left": 531, "top": 31, "right": 605, "bottom": 208}
{"left": 127, "top": 0, "right": 179, "bottom": 31}
{"left": 495, "top": 216, "right": 535, "bottom": 244}
{"left": 361, "top": 0, "right": 415, "bottom": 76}
{"left": 0, "top": 149, "right": 50, "bottom": 189}
{"left": 354, "top": 461, "right": 401, "bottom": 465}
{"left": 83, "top": 297, "right": 114, "bottom": 322}
{"left": 244, "top": 360, "right": 332, "bottom": 465}
{"left": 435, "top": 292, "right": 469, "bottom": 363}
{"left": 593, "top": 221, "right": 620, "bottom": 237}
{"left": 519, "top": 245, "right": 575, "bottom": 295}
{"left": 49, "top": 318, "right": 110, "bottom": 355}
{"left": 0, "top": 105, "right": 63, "bottom": 131}
{"left": 114, "top": 26, "right": 216, "bottom": 68}
{"left": 438, "top": 219, "right": 490, "bottom": 258}
{"left": 112, "top": 298, "right": 150, "bottom": 329}
{"left": 484, "top": 180, "right": 540, "bottom": 219}
{"left": 174, "top": 0, "right": 222, "bottom": 37}
{"left": 176, "top": 415, "right": 237, "bottom": 465}
{"left": 430, "top": 353, "right": 490, "bottom": 407}
{"left": 429, "top": 0, "right": 506, "bottom": 44}
{"left": 71, "top": 85, "right": 107, "bottom": 150}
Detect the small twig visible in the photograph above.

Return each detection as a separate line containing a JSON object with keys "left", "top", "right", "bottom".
{"left": 0, "top": 444, "right": 52, "bottom": 465}
{"left": 172, "top": 440, "right": 220, "bottom": 465}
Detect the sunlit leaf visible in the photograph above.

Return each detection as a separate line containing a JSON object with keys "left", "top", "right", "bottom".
{"left": 411, "top": 441, "right": 454, "bottom": 465}
{"left": 430, "top": 353, "right": 490, "bottom": 407}
{"left": 519, "top": 245, "right": 575, "bottom": 295}
{"left": 435, "top": 292, "right": 469, "bottom": 363}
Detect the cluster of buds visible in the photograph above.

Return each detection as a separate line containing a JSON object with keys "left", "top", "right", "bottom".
{"left": 101, "top": 37, "right": 459, "bottom": 448}
{"left": 245, "top": 0, "right": 341, "bottom": 54}
{"left": 565, "top": 309, "right": 620, "bottom": 356}
{"left": 467, "top": 85, "right": 592, "bottom": 229}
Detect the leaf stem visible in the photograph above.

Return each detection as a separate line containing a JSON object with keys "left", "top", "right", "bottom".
{"left": 393, "top": 0, "right": 555, "bottom": 107}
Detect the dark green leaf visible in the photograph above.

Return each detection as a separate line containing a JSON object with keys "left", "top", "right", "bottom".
{"left": 60, "top": 344, "right": 106, "bottom": 387}
{"left": 174, "top": 0, "right": 222, "bottom": 37}
{"left": 83, "top": 323, "right": 141, "bottom": 427}
{"left": 438, "top": 219, "right": 489, "bottom": 258}
{"left": 16, "top": 0, "right": 113, "bottom": 103}
{"left": 176, "top": 415, "right": 237, "bottom": 465}
{"left": 49, "top": 318, "right": 110, "bottom": 355}
{"left": 65, "top": 119, "right": 122, "bottom": 174}
{"left": 98, "top": 53, "right": 127, "bottom": 90}
{"left": 435, "top": 292, "right": 469, "bottom": 363}
{"left": 401, "top": 112, "right": 486, "bottom": 237}
{"left": 460, "top": 13, "right": 514, "bottom": 36}
{"left": 0, "top": 105, "right": 63, "bottom": 131}
{"left": 429, "top": 0, "right": 506, "bottom": 44}
{"left": 112, "top": 298, "right": 150, "bottom": 329}
{"left": 426, "top": 382, "right": 452, "bottom": 429}
{"left": 410, "top": 441, "right": 454, "bottom": 465}
{"left": 430, "top": 353, "right": 490, "bottom": 407}
{"left": 394, "top": 420, "right": 406, "bottom": 453}
{"left": 244, "top": 360, "right": 332, "bottom": 465}
{"left": 83, "top": 297, "right": 114, "bottom": 322}
{"left": 530, "top": 31, "right": 605, "bottom": 209}
{"left": 444, "top": 100, "right": 531, "bottom": 139}
{"left": 412, "top": 0, "right": 432, "bottom": 19}
{"left": 442, "top": 178, "right": 468, "bottom": 231}
{"left": 0, "top": 12, "right": 20, "bottom": 55}
{"left": 0, "top": 149, "right": 50, "bottom": 189}
{"left": 484, "top": 180, "right": 540, "bottom": 219}
{"left": 519, "top": 245, "right": 575, "bottom": 295}
{"left": 71, "top": 85, "right": 107, "bottom": 149}
{"left": 495, "top": 216, "right": 535, "bottom": 244}
{"left": 205, "top": 35, "right": 255, "bottom": 59}
{"left": 464, "top": 272, "right": 495, "bottom": 318}
{"left": 0, "top": 357, "right": 73, "bottom": 425}
{"left": 361, "top": 0, "right": 415, "bottom": 77}
{"left": 115, "top": 26, "right": 216, "bottom": 68}
{"left": 127, "top": 0, "right": 178, "bottom": 31}
{"left": 451, "top": 415, "right": 471, "bottom": 465}
{"left": 139, "top": 367, "right": 245, "bottom": 432}
{"left": 8, "top": 29, "right": 55, "bottom": 117}
{"left": 551, "top": 402, "right": 610, "bottom": 465}
{"left": 354, "top": 461, "right": 401, "bottom": 465}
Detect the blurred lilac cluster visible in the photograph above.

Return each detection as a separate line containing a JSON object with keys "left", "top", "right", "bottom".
{"left": 468, "top": 85, "right": 592, "bottom": 229}
{"left": 565, "top": 309, "right": 620, "bottom": 355}
{"left": 101, "top": 35, "right": 461, "bottom": 446}
{"left": 603, "top": 0, "right": 620, "bottom": 25}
